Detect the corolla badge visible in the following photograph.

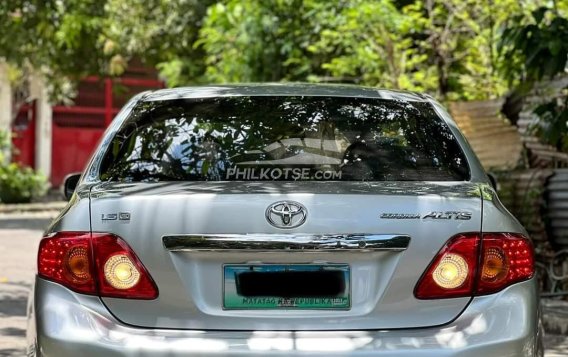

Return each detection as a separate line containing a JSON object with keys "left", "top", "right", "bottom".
{"left": 266, "top": 201, "right": 307, "bottom": 229}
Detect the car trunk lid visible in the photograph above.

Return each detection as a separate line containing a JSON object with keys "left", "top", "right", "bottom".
{"left": 90, "top": 181, "right": 482, "bottom": 330}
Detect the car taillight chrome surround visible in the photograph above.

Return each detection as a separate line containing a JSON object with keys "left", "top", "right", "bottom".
{"left": 415, "top": 232, "right": 534, "bottom": 299}
{"left": 38, "top": 232, "right": 158, "bottom": 299}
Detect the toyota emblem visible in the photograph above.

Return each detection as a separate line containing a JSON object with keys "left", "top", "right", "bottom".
{"left": 265, "top": 201, "right": 307, "bottom": 229}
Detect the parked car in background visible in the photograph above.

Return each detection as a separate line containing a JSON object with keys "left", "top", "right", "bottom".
{"left": 27, "top": 84, "right": 542, "bottom": 356}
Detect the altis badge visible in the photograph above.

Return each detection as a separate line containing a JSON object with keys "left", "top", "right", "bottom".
{"left": 380, "top": 211, "right": 472, "bottom": 220}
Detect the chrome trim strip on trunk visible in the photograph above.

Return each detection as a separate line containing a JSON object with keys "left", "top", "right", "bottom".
{"left": 162, "top": 234, "right": 410, "bottom": 252}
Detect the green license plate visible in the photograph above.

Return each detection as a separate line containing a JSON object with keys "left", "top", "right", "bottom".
{"left": 223, "top": 264, "right": 351, "bottom": 310}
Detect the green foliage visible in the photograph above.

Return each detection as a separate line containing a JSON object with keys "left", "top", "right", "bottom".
{"left": 0, "top": 1, "right": 111, "bottom": 100}
{"left": 402, "top": 0, "right": 538, "bottom": 100}
{"left": 0, "top": 163, "right": 48, "bottom": 204}
{"left": 530, "top": 90, "right": 568, "bottom": 152}
{"left": 499, "top": 6, "right": 568, "bottom": 82}
{"left": 499, "top": 7, "right": 568, "bottom": 153}
{"left": 0, "top": 0, "right": 562, "bottom": 102}
{"left": 0, "top": 130, "right": 10, "bottom": 163}
{"left": 308, "top": 0, "right": 434, "bottom": 90}
{"left": 195, "top": 0, "right": 325, "bottom": 83}
{"left": 103, "top": 0, "right": 214, "bottom": 86}
{"left": 0, "top": 131, "right": 48, "bottom": 204}
{"left": 194, "top": 0, "right": 532, "bottom": 100}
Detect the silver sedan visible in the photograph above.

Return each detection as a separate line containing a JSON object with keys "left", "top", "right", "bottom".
{"left": 27, "top": 84, "right": 542, "bottom": 356}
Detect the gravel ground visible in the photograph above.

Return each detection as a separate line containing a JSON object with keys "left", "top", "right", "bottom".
{"left": 0, "top": 220, "right": 566, "bottom": 356}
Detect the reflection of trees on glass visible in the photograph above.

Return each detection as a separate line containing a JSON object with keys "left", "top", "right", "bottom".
{"left": 99, "top": 96, "right": 470, "bottom": 182}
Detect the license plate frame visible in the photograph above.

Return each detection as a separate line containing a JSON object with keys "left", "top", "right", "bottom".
{"left": 223, "top": 264, "right": 351, "bottom": 310}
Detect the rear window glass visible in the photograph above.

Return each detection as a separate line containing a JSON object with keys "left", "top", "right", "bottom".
{"left": 99, "top": 96, "right": 470, "bottom": 182}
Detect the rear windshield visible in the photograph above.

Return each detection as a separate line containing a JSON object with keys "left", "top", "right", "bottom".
{"left": 99, "top": 96, "right": 470, "bottom": 182}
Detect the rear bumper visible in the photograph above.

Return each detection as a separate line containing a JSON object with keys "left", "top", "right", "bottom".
{"left": 28, "top": 277, "right": 540, "bottom": 357}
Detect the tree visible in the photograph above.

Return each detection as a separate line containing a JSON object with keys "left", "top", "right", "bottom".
{"left": 0, "top": 0, "right": 560, "bottom": 103}
{"left": 499, "top": 6, "right": 568, "bottom": 152}
{"left": 193, "top": 0, "right": 541, "bottom": 100}
{"left": 500, "top": 6, "right": 568, "bottom": 83}
{"left": 0, "top": 1, "right": 110, "bottom": 100}
{"left": 401, "top": 0, "right": 539, "bottom": 100}
{"left": 102, "top": 0, "right": 214, "bottom": 87}
{"left": 307, "top": 0, "right": 434, "bottom": 91}
{"left": 195, "top": 0, "right": 330, "bottom": 83}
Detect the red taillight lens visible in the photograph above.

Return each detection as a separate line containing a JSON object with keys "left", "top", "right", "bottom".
{"left": 414, "top": 232, "right": 535, "bottom": 299}
{"left": 38, "top": 232, "right": 158, "bottom": 299}
{"left": 477, "top": 233, "right": 534, "bottom": 295}
{"left": 92, "top": 234, "right": 158, "bottom": 299}
{"left": 38, "top": 232, "right": 96, "bottom": 294}
{"left": 414, "top": 233, "right": 480, "bottom": 299}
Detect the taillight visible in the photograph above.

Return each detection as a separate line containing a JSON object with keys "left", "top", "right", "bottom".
{"left": 476, "top": 233, "right": 534, "bottom": 295}
{"left": 414, "top": 233, "right": 480, "bottom": 299}
{"left": 38, "top": 232, "right": 158, "bottom": 299}
{"left": 92, "top": 234, "right": 158, "bottom": 299}
{"left": 38, "top": 232, "right": 96, "bottom": 295}
{"left": 415, "top": 232, "right": 534, "bottom": 299}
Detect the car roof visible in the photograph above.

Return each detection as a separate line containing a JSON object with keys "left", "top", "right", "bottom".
{"left": 141, "top": 83, "right": 430, "bottom": 102}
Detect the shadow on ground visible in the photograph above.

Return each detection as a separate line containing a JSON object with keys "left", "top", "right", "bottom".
{"left": 0, "top": 283, "right": 30, "bottom": 317}
{"left": 0, "top": 281, "right": 31, "bottom": 357}
{"left": 0, "top": 327, "right": 25, "bottom": 337}
{"left": 0, "top": 348, "right": 26, "bottom": 357}
{"left": 0, "top": 296, "right": 26, "bottom": 318}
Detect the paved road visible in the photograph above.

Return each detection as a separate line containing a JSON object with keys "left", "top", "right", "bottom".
{"left": 0, "top": 228, "right": 42, "bottom": 357}
{"left": 0, "top": 223, "right": 566, "bottom": 356}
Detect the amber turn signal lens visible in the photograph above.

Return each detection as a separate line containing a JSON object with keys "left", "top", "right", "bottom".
{"left": 103, "top": 254, "right": 141, "bottom": 289}
{"left": 432, "top": 253, "right": 469, "bottom": 289}
{"left": 481, "top": 247, "right": 508, "bottom": 283}
{"left": 65, "top": 246, "right": 91, "bottom": 283}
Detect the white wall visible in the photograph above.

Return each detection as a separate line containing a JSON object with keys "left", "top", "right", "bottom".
{"left": 30, "top": 73, "right": 52, "bottom": 178}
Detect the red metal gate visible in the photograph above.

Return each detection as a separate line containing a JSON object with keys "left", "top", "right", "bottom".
{"left": 11, "top": 65, "right": 163, "bottom": 187}
{"left": 50, "top": 76, "right": 163, "bottom": 186}
{"left": 11, "top": 102, "right": 36, "bottom": 168}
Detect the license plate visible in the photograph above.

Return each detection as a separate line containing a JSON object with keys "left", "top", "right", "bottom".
{"left": 223, "top": 264, "right": 351, "bottom": 310}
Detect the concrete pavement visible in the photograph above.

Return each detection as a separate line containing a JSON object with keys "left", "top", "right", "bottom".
{"left": 0, "top": 228, "right": 42, "bottom": 357}
{"left": 0, "top": 220, "right": 566, "bottom": 356}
